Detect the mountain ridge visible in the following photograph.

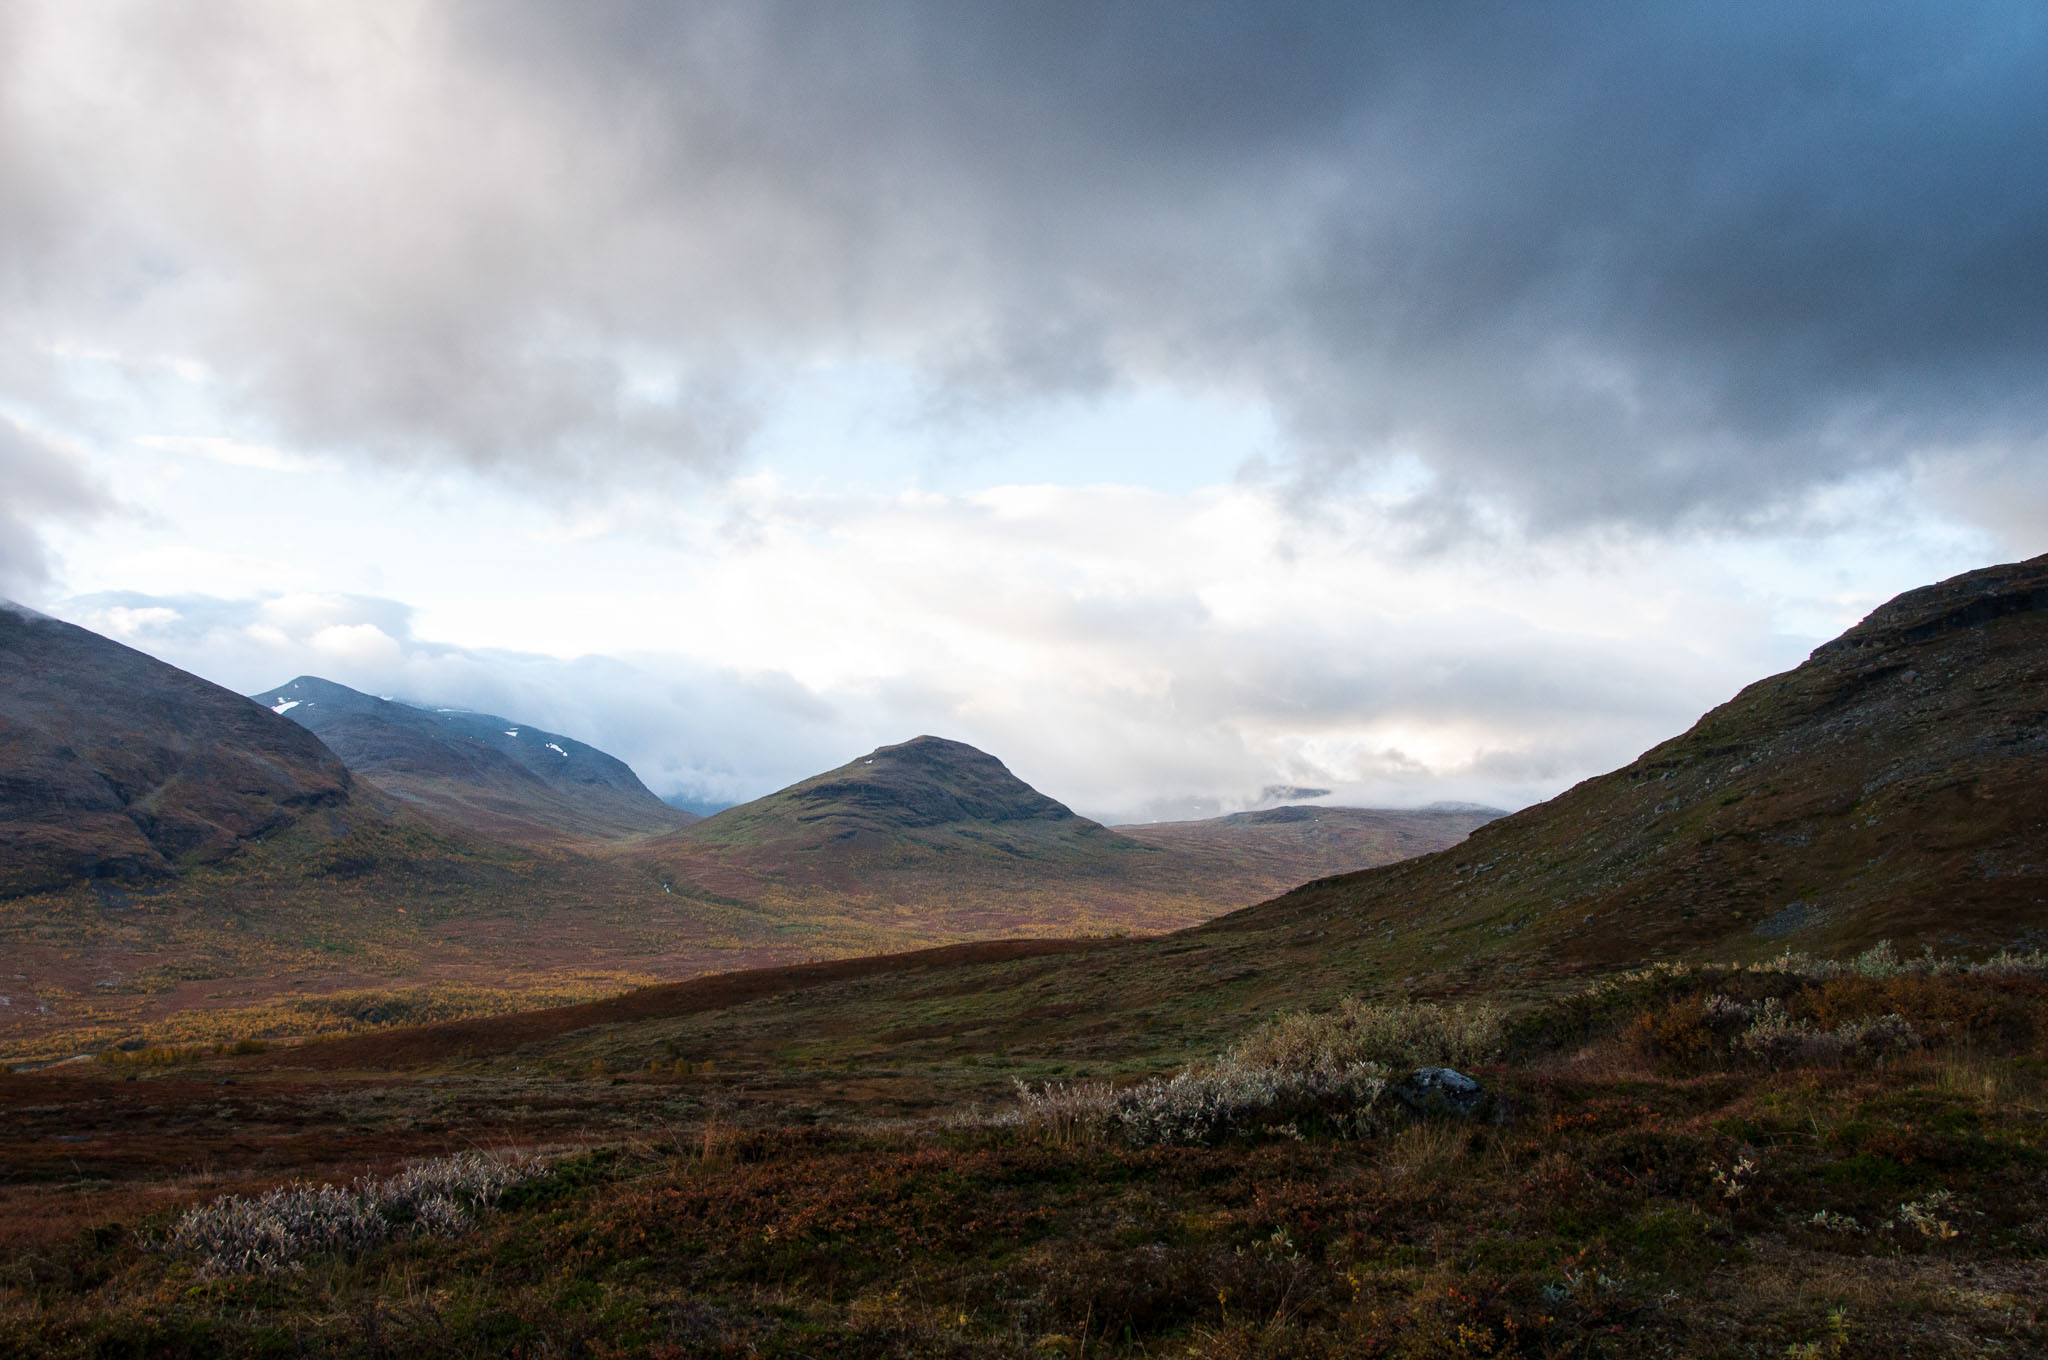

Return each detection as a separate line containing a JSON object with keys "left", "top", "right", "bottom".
{"left": 249, "top": 676, "right": 693, "bottom": 842}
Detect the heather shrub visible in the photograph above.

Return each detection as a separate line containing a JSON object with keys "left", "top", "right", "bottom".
{"left": 165, "top": 1150, "right": 546, "bottom": 1276}
{"left": 1626, "top": 995, "right": 1747, "bottom": 1070}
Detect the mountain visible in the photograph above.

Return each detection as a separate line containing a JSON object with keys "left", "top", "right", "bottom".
{"left": 249, "top": 676, "right": 694, "bottom": 842}
{"left": 682, "top": 735, "right": 1124, "bottom": 856}
{"left": 0, "top": 604, "right": 355, "bottom": 896}
{"left": 636, "top": 736, "right": 1489, "bottom": 940}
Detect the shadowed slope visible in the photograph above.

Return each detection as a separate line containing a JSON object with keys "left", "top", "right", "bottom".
{"left": 0, "top": 604, "right": 355, "bottom": 897}
{"left": 249, "top": 676, "right": 692, "bottom": 842}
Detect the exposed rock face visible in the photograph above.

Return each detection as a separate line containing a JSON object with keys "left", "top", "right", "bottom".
{"left": 248, "top": 676, "right": 689, "bottom": 842}
{"left": 0, "top": 605, "right": 352, "bottom": 895}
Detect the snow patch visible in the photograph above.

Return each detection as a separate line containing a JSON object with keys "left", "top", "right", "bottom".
{"left": 546, "top": 743, "right": 568, "bottom": 757}
{"left": 270, "top": 699, "right": 301, "bottom": 715}
{"left": 504, "top": 729, "right": 519, "bottom": 738}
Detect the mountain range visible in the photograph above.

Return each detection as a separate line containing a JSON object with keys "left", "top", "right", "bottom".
{"left": 260, "top": 551, "right": 2048, "bottom": 1077}
{"left": 12, "top": 552, "right": 2041, "bottom": 1068}
{"left": 0, "top": 620, "right": 1497, "bottom": 1058}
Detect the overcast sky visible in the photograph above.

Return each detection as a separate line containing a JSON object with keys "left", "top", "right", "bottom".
{"left": 3, "top": 2, "right": 2040, "bottom": 820}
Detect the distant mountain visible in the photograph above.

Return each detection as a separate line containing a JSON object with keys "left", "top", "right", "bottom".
{"left": 643, "top": 736, "right": 1490, "bottom": 938}
{"left": 685, "top": 735, "right": 1123, "bottom": 855}
{"left": 1119, "top": 803, "right": 1503, "bottom": 880}
{"left": 0, "top": 603, "right": 355, "bottom": 896}
{"left": 249, "top": 677, "right": 694, "bottom": 842}
{"left": 662, "top": 792, "right": 734, "bottom": 818}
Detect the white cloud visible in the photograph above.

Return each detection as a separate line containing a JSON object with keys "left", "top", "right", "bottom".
{"left": 308, "top": 622, "right": 403, "bottom": 666}
{"left": 135, "top": 434, "right": 328, "bottom": 472}
{"left": 48, "top": 475, "right": 1994, "bottom": 820}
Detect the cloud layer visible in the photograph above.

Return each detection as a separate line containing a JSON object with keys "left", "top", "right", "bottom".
{"left": 54, "top": 476, "right": 1892, "bottom": 822}
{"left": 4, "top": 1, "right": 2044, "bottom": 538}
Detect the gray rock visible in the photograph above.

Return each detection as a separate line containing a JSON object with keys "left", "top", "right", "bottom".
{"left": 1394, "top": 1066, "right": 1489, "bottom": 1117}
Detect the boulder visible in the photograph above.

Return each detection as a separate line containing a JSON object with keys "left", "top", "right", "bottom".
{"left": 1394, "top": 1066, "right": 1488, "bottom": 1117}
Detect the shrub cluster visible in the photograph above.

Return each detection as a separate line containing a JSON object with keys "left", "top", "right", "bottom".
{"left": 1228, "top": 995, "right": 1505, "bottom": 1073}
{"left": 1015, "top": 995, "right": 1502, "bottom": 1146}
{"left": 1726, "top": 997, "right": 1919, "bottom": 1068}
{"left": 1015, "top": 1060, "right": 1389, "bottom": 1147}
{"left": 1108, "top": 1059, "right": 1389, "bottom": 1145}
{"left": 165, "top": 1150, "right": 546, "bottom": 1277}
{"left": 1628, "top": 992, "right": 1919, "bottom": 1070}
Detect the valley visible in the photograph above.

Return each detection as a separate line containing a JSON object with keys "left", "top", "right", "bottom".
{"left": 1, "top": 556, "right": 2044, "bottom": 1358}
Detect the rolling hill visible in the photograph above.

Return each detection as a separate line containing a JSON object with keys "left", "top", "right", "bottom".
{"left": 0, "top": 603, "right": 358, "bottom": 897}
{"left": 248, "top": 677, "right": 693, "bottom": 842}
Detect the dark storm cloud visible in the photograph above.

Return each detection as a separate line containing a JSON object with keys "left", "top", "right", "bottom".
{"left": 6, "top": 1, "right": 2044, "bottom": 526}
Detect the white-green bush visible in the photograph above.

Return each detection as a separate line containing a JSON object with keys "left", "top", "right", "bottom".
{"left": 1109, "top": 1059, "right": 1388, "bottom": 1146}
{"left": 166, "top": 1150, "right": 546, "bottom": 1277}
{"left": 1012, "top": 994, "right": 1475, "bottom": 1146}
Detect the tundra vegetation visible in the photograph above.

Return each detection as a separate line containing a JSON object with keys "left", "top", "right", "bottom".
{"left": 2, "top": 945, "right": 2044, "bottom": 1358}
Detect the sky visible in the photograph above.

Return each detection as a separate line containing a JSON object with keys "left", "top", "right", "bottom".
{"left": 2, "top": 1, "right": 2042, "bottom": 822}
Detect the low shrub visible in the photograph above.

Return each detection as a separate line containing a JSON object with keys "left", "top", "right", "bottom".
{"left": 1230, "top": 995, "right": 1505, "bottom": 1073}
{"left": 164, "top": 1150, "right": 547, "bottom": 1276}
{"left": 1015, "top": 996, "right": 1444, "bottom": 1146}
{"left": 1110, "top": 1058, "right": 1388, "bottom": 1146}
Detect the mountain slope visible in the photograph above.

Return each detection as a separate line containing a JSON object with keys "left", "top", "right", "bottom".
{"left": 249, "top": 676, "right": 693, "bottom": 842}
{"left": 0, "top": 604, "right": 355, "bottom": 896}
{"left": 1214, "top": 550, "right": 2048, "bottom": 977}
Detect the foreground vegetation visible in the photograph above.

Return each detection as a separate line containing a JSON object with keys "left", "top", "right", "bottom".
{"left": 3, "top": 948, "right": 2044, "bottom": 1357}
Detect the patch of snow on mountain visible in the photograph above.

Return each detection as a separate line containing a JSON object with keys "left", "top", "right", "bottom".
{"left": 270, "top": 699, "right": 300, "bottom": 715}
{"left": 504, "top": 729, "right": 519, "bottom": 737}
{"left": 546, "top": 743, "right": 568, "bottom": 757}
